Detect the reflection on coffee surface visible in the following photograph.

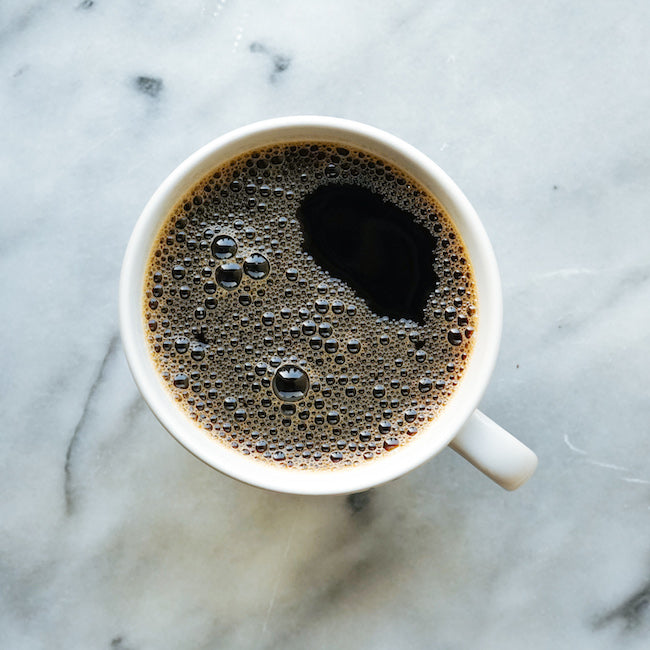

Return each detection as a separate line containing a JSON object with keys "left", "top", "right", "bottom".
{"left": 143, "top": 142, "right": 477, "bottom": 469}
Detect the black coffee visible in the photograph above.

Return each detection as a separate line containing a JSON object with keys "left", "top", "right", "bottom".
{"left": 299, "top": 183, "right": 438, "bottom": 323}
{"left": 143, "top": 142, "right": 477, "bottom": 469}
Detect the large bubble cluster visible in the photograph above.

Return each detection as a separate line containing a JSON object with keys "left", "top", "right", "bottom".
{"left": 143, "top": 142, "right": 477, "bottom": 469}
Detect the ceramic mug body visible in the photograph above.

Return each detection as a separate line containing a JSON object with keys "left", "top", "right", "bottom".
{"left": 120, "top": 116, "right": 534, "bottom": 494}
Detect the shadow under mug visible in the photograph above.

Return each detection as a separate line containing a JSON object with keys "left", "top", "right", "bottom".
{"left": 119, "top": 116, "right": 537, "bottom": 494}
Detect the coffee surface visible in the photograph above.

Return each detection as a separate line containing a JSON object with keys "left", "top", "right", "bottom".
{"left": 143, "top": 142, "right": 477, "bottom": 469}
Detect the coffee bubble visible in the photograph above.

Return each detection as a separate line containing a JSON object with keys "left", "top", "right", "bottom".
{"left": 324, "top": 339, "right": 338, "bottom": 353}
{"left": 346, "top": 339, "right": 360, "bottom": 353}
{"left": 211, "top": 235, "right": 237, "bottom": 259}
{"left": 384, "top": 437, "right": 399, "bottom": 451}
{"left": 272, "top": 365, "right": 310, "bottom": 402}
{"left": 302, "top": 320, "right": 316, "bottom": 336}
{"left": 216, "top": 263, "right": 242, "bottom": 289}
{"left": 244, "top": 253, "right": 270, "bottom": 279}
{"left": 175, "top": 337, "right": 190, "bottom": 353}
{"left": 174, "top": 374, "right": 189, "bottom": 389}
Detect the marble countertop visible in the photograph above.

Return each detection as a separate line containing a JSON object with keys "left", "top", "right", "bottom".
{"left": 2, "top": 1, "right": 649, "bottom": 648}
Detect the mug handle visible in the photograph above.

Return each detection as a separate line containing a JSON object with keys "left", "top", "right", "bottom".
{"left": 449, "top": 410, "right": 538, "bottom": 490}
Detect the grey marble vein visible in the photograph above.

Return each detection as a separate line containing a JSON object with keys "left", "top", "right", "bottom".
{"left": 346, "top": 490, "right": 372, "bottom": 514}
{"left": 594, "top": 578, "right": 650, "bottom": 633}
{"left": 250, "top": 41, "right": 292, "bottom": 83}
{"left": 0, "top": 3, "right": 45, "bottom": 44}
{"left": 64, "top": 333, "right": 119, "bottom": 515}
{"left": 134, "top": 75, "right": 163, "bottom": 98}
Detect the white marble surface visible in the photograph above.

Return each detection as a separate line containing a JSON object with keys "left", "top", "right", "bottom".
{"left": 2, "top": 1, "right": 650, "bottom": 648}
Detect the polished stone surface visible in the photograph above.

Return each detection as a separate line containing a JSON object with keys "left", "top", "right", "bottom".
{"left": 2, "top": 1, "right": 649, "bottom": 648}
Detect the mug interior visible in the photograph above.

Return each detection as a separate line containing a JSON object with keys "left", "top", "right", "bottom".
{"left": 119, "top": 116, "right": 502, "bottom": 494}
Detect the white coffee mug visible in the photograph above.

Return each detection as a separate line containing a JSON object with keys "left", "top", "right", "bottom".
{"left": 120, "top": 116, "right": 537, "bottom": 494}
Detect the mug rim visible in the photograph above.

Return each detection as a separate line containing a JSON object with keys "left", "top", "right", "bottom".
{"left": 119, "top": 115, "right": 502, "bottom": 494}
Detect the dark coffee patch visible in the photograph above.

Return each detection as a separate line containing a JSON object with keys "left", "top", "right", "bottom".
{"left": 298, "top": 184, "right": 437, "bottom": 323}
{"left": 135, "top": 75, "right": 163, "bottom": 98}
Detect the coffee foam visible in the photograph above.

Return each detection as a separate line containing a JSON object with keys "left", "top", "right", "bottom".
{"left": 143, "top": 142, "right": 477, "bottom": 469}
